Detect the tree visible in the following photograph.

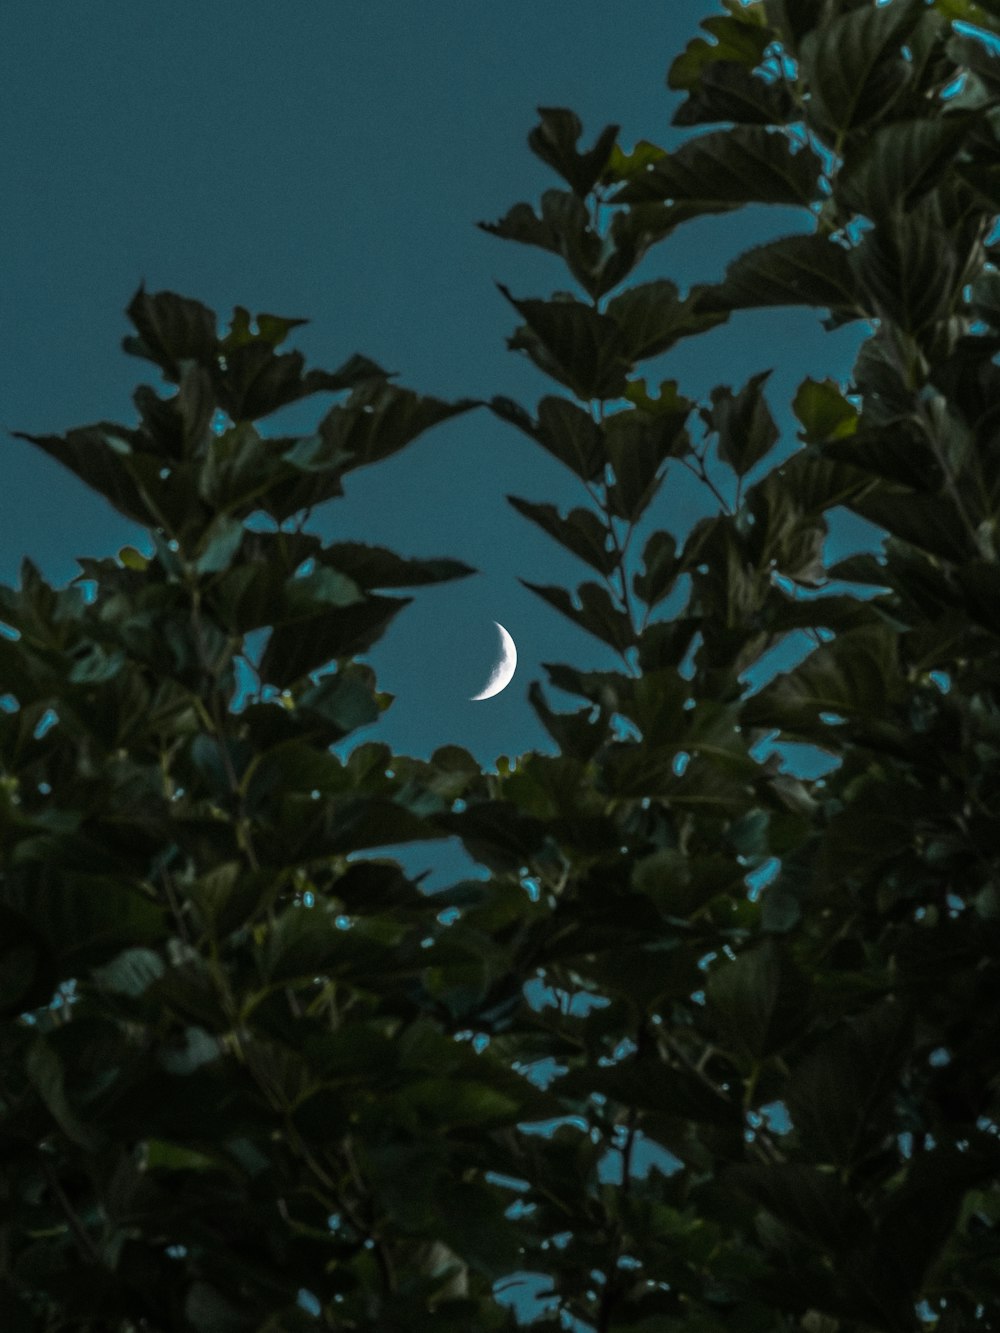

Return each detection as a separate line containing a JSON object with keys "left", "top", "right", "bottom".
{"left": 2, "top": 0, "right": 1000, "bottom": 1329}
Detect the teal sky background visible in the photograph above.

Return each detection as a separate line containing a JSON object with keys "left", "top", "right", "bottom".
{"left": 2, "top": 4, "right": 902, "bottom": 1324}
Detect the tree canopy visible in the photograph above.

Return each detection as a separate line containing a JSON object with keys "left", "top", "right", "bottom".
{"left": 2, "top": 0, "right": 1000, "bottom": 1329}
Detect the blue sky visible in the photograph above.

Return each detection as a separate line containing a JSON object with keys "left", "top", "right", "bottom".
{"left": 1, "top": 2, "right": 886, "bottom": 893}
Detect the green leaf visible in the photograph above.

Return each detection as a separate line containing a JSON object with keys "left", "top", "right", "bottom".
{"left": 1, "top": 871, "right": 168, "bottom": 974}
{"left": 860, "top": 1134, "right": 1000, "bottom": 1304}
{"left": 432, "top": 801, "right": 546, "bottom": 873}
{"left": 261, "top": 594, "right": 410, "bottom": 689}
{"left": 783, "top": 999, "right": 914, "bottom": 1169}
{"left": 705, "top": 938, "right": 811, "bottom": 1063}
{"left": 801, "top": 0, "right": 928, "bottom": 136}
{"left": 477, "top": 200, "right": 561, "bottom": 254}
{"left": 26, "top": 1036, "right": 104, "bottom": 1150}
{"left": 89, "top": 946, "right": 165, "bottom": 998}
{"left": 144, "top": 1138, "right": 230, "bottom": 1173}
{"left": 322, "top": 380, "right": 480, "bottom": 475}
{"left": 122, "top": 285, "right": 218, "bottom": 381}
{"left": 847, "top": 196, "right": 964, "bottom": 334}
{"left": 600, "top": 137, "right": 668, "bottom": 185}
{"left": 740, "top": 622, "right": 907, "bottom": 735}
{"left": 703, "top": 369, "right": 780, "bottom": 478}
{"left": 791, "top": 376, "right": 859, "bottom": 445}
{"left": 606, "top": 279, "right": 730, "bottom": 362}
{"left": 835, "top": 113, "right": 981, "bottom": 221}
{"left": 668, "top": 7, "right": 773, "bottom": 93}
{"left": 672, "top": 58, "right": 796, "bottom": 128}
{"left": 527, "top": 107, "right": 620, "bottom": 197}
{"left": 633, "top": 531, "right": 679, "bottom": 608}
{"left": 506, "top": 496, "right": 614, "bottom": 574}
{"left": 318, "top": 543, "right": 475, "bottom": 589}
{"left": 118, "top": 545, "right": 149, "bottom": 571}
{"left": 722, "top": 1162, "right": 873, "bottom": 1253}
{"left": 220, "top": 306, "right": 310, "bottom": 351}
{"left": 694, "top": 233, "right": 862, "bottom": 317}
{"left": 490, "top": 394, "right": 605, "bottom": 482}
{"left": 194, "top": 514, "right": 245, "bottom": 575}
{"left": 498, "top": 285, "right": 631, "bottom": 400}
{"left": 402, "top": 1078, "right": 520, "bottom": 1127}
{"left": 611, "top": 126, "right": 824, "bottom": 210}
{"left": 520, "top": 579, "right": 634, "bottom": 653}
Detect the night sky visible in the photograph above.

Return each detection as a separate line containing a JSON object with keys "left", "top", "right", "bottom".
{"left": 2, "top": 2, "right": 886, "bottom": 893}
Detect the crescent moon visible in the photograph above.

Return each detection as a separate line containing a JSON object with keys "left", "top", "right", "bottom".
{"left": 470, "top": 622, "right": 517, "bottom": 701}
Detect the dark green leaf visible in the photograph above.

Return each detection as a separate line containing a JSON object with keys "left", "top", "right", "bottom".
{"left": 835, "top": 113, "right": 981, "bottom": 221}
{"left": 722, "top": 1162, "right": 872, "bottom": 1253}
{"left": 611, "top": 126, "right": 824, "bottom": 210}
{"left": 527, "top": 107, "right": 620, "bottom": 197}
{"left": 705, "top": 938, "right": 811, "bottom": 1063}
{"left": 704, "top": 369, "right": 780, "bottom": 478}
{"left": 799, "top": 0, "right": 928, "bottom": 137}
{"left": 668, "top": 10, "right": 773, "bottom": 93}
{"left": 122, "top": 285, "right": 218, "bottom": 381}
{"left": 260, "top": 594, "right": 410, "bottom": 689}
{"left": 506, "top": 496, "right": 614, "bottom": 574}
{"left": 520, "top": 579, "right": 635, "bottom": 653}
{"left": 672, "top": 59, "right": 796, "bottom": 128}
{"left": 783, "top": 999, "right": 914, "bottom": 1169}
{"left": 694, "top": 233, "right": 863, "bottom": 318}
{"left": 606, "top": 279, "right": 730, "bottom": 362}
{"left": 633, "top": 531, "right": 679, "bottom": 608}
{"left": 498, "top": 285, "right": 631, "bottom": 400}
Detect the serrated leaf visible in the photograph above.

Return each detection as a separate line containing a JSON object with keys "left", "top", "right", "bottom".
{"left": 668, "top": 10, "right": 773, "bottom": 93}
{"left": 740, "top": 622, "right": 906, "bottom": 735}
{"left": 527, "top": 107, "right": 620, "bottom": 197}
{"left": 633, "top": 531, "right": 679, "bottom": 608}
{"left": 123, "top": 285, "right": 218, "bottom": 381}
{"left": 672, "top": 59, "right": 796, "bottom": 128}
{"left": 783, "top": 999, "right": 913, "bottom": 1168}
{"left": 799, "top": 0, "right": 927, "bottom": 137}
{"left": 835, "top": 113, "right": 981, "bottom": 220}
{"left": 791, "top": 376, "right": 859, "bottom": 445}
{"left": 261, "top": 595, "right": 410, "bottom": 688}
{"left": 847, "top": 197, "right": 963, "bottom": 333}
{"left": 498, "top": 285, "right": 631, "bottom": 400}
{"left": 611, "top": 126, "right": 824, "bottom": 210}
{"left": 705, "top": 369, "right": 780, "bottom": 478}
{"left": 705, "top": 938, "right": 811, "bottom": 1063}
{"left": 506, "top": 496, "right": 614, "bottom": 574}
{"left": 606, "top": 279, "right": 729, "bottom": 362}
{"left": 694, "top": 233, "right": 862, "bottom": 317}
{"left": 521, "top": 579, "right": 634, "bottom": 652}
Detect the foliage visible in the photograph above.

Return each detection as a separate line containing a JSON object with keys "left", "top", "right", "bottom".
{"left": 3, "top": 0, "right": 1000, "bottom": 1329}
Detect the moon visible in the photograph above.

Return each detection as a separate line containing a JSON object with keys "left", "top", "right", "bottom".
{"left": 470, "top": 622, "right": 517, "bottom": 701}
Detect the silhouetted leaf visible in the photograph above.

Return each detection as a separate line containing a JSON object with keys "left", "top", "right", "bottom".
{"left": 835, "top": 113, "right": 980, "bottom": 221}
{"left": 527, "top": 107, "right": 620, "bottom": 197}
{"left": 521, "top": 580, "right": 634, "bottom": 653}
{"left": 611, "top": 125, "right": 823, "bottom": 209}
{"left": 498, "top": 285, "right": 631, "bottom": 400}
{"left": 703, "top": 369, "right": 780, "bottom": 478}
{"left": 506, "top": 496, "right": 614, "bottom": 574}
{"left": 694, "top": 233, "right": 862, "bottom": 317}
{"left": 672, "top": 59, "right": 796, "bottom": 128}
{"left": 606, "top": 278, "right": 729, "bottom": 362}
{"left": 799, "top": 0, "right": 927, "bottom": 137}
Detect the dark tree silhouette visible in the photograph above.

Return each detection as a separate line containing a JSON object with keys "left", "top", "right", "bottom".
{"left": 2, "top": 1, "right": 1000, "bottom": 1329}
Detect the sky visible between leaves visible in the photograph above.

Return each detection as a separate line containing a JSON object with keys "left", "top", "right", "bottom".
{"left": 0, "top": 0, "right": 888, "bottom": 895}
